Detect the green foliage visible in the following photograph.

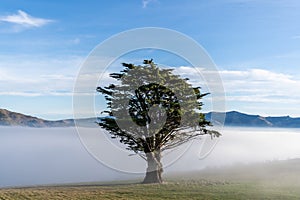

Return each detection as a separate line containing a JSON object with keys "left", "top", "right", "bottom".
{"left": 97, "top": 60, "right": 220, "bottom": 154}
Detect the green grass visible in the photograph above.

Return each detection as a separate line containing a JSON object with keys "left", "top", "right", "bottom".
{"left": 1, "top": 159, "right": 300, "bottom": 199}
{"left": 0, "top": 179, "right": 300, "bottom": 200}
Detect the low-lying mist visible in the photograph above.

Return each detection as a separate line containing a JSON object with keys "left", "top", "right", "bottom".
{"left": 0, "top": 126, "right": 300, "bottom": 187}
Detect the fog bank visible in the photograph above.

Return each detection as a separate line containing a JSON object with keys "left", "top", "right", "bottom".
{"left": 0, "top": 126, "right": 300, "bottom": 187}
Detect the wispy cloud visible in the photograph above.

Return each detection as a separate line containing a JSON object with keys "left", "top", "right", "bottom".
{"left": 142, "top": 0, "right": 157, "bottom": 8}
{"left": 0, "top": 91, "right": 73, "bottom": 97}
{"left": 0, "top": 10, "right": 53, "bottom": 28}
{"left": 174, "top": 66, "right": 300, "bottom": 104}
{"left": 2, "top": 56, "right": 300, "bottom": 116}
{"left": 0, "top": 55, "right": 83, "bottom": 96}
{"left": 71, "top": 38, "right": 80, "bottom": 45}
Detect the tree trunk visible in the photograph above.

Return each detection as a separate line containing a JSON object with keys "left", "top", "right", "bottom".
{"left": 142, "top": 151, "right": 163, "bottom": 184}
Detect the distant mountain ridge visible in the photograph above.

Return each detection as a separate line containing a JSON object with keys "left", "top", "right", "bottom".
{"left": 1, "top": 108, "right": 300, "bottom": 128}
{"left": 205, "top": 111, "right": 300, "bottom": 128}
{"left": 0, "top": 109, "right": 75, "bottom": 127}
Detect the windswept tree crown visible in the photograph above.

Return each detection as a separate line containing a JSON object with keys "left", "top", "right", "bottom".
{"left": 97, "top": 60, "right": 220, "bottom": 155}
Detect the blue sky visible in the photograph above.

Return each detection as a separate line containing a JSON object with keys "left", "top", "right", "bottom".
{"left": 0, "top": 0, "right": 300, "bottom": 119}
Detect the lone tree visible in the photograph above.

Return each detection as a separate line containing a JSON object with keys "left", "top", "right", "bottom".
{"left": 97, "top": 60, "right": 219, "bottom": 184}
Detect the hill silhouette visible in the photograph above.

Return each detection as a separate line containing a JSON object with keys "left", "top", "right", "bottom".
{"left": 1, "top": 109, "right": 300, "bottom": 128}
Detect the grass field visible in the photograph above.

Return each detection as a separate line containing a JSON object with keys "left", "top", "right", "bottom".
{"left": 1, "top": 159, "right": 300, "bottom": 199}
{"left": 0, "top": 180, "right": 300, "bottom": 200}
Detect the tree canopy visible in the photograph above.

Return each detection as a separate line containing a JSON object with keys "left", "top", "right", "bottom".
{"left": 97, "top": 60, "right": 220, "bottom": 183}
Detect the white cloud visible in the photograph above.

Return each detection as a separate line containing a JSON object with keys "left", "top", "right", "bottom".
{"left": 2, "top": 57, "right": 300, "bottom": 116}
{"left": 0, "top": 91, "right": 73, "bottom": 97}
{"left": 170, "top": 66, "right": 300, "bottom": 116}
{"left": 173, "top": 66, "right": 300, "bottom": 103}
{"left": 142, "top": 0, "right": 157, "bottom": 8}
{"left": 219, "top": 69, "right": 298, "bottom": 92}
{"left": 0, "top": 55, "right": 123, "bottom": 97}
{"left": 0, "top": 68, "right": 12, "bottom": 81}
{"left": 70, "top": 38, "right": 80, "bottom": 45}
{"left": 0, "top": 55, "right": 83, "bottom": 96}
{"left": 0, "top": 10, "right": 53, "bottom": 28}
